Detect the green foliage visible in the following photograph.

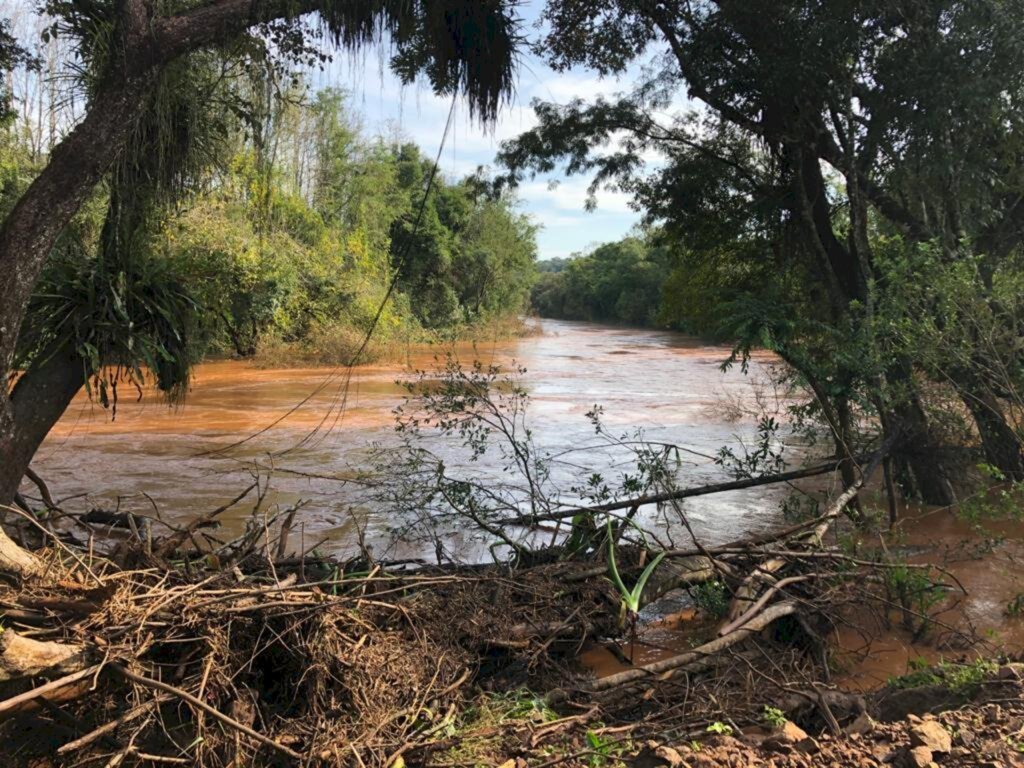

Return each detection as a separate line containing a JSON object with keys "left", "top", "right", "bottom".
{"left": 692, "top": 579, "right": 729, "bottom": 619}
{"left": 762, "top": 706, "right": 787, "bottom": 729}
{"left": 159, "top": 94, "right": 537, "bottom": 360}
{"left": 606, "top": 521, "right": 665, "bottom": 618}
{"left": 883, "top": 563, "right": 946, "bottom": 640}
{"left": 705, "top": 722, "right": 733, "bottom": 736}
{"left": 584, "top": 729, "right": 628, "bottom": 767}
{"left": 530, "top": 235, "right": 672, "bottom": 327}
{"left": 887, "top": 658, "right": 998, "bottom": 692}
{"left": 19, "top": 234, "right": 202, "bottom": 406}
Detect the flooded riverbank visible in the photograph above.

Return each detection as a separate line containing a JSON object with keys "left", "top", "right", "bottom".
{"left": 28, "top": 319, "right": 1023, "bottom": 687}
{"left": 31, "top": 319, "right": 789, "bottom": 554}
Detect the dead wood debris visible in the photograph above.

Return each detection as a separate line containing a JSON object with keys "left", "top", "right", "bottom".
{"left": 0, "top": 451, "right": 993, "bottom": 767}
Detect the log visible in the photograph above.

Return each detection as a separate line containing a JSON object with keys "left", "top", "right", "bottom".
{"left": 0, "top": 527, "right": 43, "bottom": 578}
{"left": 0, "top": 630, "right": 88, "bottom": 682}
{"left": 505, "top": 459, "right": 849, "bottom": 527}
{"left": 585, "top": 601, "right": 799, "bottom": 692}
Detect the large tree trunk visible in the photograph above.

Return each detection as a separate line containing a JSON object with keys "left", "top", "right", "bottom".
{"left": 887, "top": 390, "right": 957, "bottom": 507}
{"left": 0, "top": 346, "right": 86, "bottom": 503}
{"left": 0, "top": 347, "right": 87, "bottom": 576}
{"left": 961, "top": 386, "right": 1024, "bottom": 481}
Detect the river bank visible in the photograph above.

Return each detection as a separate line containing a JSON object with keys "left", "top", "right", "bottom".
{"left": 3, "top": 499, "right": 1022, "bottom": 768}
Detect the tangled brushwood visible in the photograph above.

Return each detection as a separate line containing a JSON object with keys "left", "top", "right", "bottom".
{"left": 0, "top": 441, "right": 991, "bottom": 767}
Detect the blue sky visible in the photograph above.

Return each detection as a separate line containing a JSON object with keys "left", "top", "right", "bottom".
{"left": 311, "top": 2, "right": 647, "bottom": 262}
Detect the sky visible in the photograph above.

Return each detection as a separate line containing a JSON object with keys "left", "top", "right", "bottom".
{"left": 310, "top": 2, "right": 647, "bottom": 262}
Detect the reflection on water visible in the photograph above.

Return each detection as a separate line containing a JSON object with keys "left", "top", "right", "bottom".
{"left": 33, "top": 320, "right": 789, "bottom": 554}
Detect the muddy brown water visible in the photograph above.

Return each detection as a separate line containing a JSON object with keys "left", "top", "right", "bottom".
{"left": 33, "top": 319, "right": 788, "bottom": 555}
{"left": 28, "top": 318, "right": 1024, "bottom": 686}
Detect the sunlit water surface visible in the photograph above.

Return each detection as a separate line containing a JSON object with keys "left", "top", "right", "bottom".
{"left": 34, "top": 319, "right": 793, "bottom": 557}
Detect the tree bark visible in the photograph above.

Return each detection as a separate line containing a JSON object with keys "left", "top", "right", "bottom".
{"left": 961, "top": 386, "right": 1024, "bottom": 481}
{"left": 0, "top": 347, "right": 87, "bottom": 577}
{"left": 0, "top": 348, "right": 88, "bottom": 507}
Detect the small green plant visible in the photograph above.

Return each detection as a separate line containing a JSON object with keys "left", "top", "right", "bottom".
{"left": 883, "top": 563, "right": 945, "bottom": 639}
{"left": 706, "top": 721, "right": 733, "bottom": 736}
{"left": 606, "top": 521, "right": 665, "bottom": 620}
{"left": 763, "top": 706, "right": 787, "bottom": 729}
{"left": 584, "top": 729, "right": 627, "bottom": 767}
{"left": 692, "top": 579, "right": 729, "bottom": 618}
{"left": 1006, "top": 593, "right": 1024, "bottom": 617}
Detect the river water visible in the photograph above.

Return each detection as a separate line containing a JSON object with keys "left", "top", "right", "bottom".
{"left": 29, "top": 318, "right": 1024, "bottom": 682}
{"left": 35, "top": 319, "right": 793, "bottom": 556}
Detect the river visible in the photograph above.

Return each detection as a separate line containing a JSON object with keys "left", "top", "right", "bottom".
{"left": 35, "top": 319, "right": 792, "bottom": 556}
{"left": 29, "top": 318, "right": 1024, "bottom": 682}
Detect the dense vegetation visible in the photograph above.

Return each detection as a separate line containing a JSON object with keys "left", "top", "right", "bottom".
{"left": 502, "top": 0, "right": 1024, "bottom": 507}
{"left": 530, "top": 235, "right": 673, "bottom": 327}
{"left": 8, "top": 87, "right": 537, "bottom": 368}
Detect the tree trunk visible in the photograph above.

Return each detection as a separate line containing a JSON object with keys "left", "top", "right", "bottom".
{"left": 1, "top": 347, "right": 87, "bottom": 505}
{"left": 887, "top": 393, "right": 957, "bottom": 507}
{"left": 0, "top": 348, "right": 87, "bottom": 577}
{"left": 961, "top": 386, "right": 1024, "bottom": 481}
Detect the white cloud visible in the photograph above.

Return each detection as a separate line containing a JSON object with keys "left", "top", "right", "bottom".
{"left": 518, "top": 178, "right": 636, "bottom": 215}
{"left": 528, "top": 72, "right": 626, "bottom": 104}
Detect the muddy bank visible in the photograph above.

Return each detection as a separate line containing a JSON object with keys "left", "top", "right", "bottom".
{"left": 579, "top": 499, "right": 1024, "bottom": 693}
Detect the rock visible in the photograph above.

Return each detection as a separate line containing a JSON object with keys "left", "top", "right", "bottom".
{"left": 845, "top": 712, "right": 877, "bottom": 736}
{"left": 909, "top": 720, "right": 951, "bottom": 754}
{"left": 762, "top": 721, "right": 808, "bottom": 753}
{"left": 633, "top": 742, "right": 685, "bottom": 767}
{"left": 906, "top": 746, "right": 933, "bottom": 768}
{"left": 794, "top": 736, "right": 820, "bottom": 754}
{"left": 776, "top": 720, "right": 809, "bottom": 743}
{"left": 998, "top": 663, "right": 1024, "bottom": 680}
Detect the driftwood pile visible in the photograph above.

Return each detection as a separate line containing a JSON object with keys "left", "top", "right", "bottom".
{"left": 0, "top": 452, "right": 975, "bottom": 766}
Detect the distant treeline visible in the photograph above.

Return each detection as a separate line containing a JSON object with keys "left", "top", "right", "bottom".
{"left": 532, "top": 237, "right": 675, "bottom": 327}
{"left": 531, "top": 236, "right": 675, "bottom": 328}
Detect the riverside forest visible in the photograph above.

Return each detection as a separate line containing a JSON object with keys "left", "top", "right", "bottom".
{"left": 2, "top": 3, "right": 1024, "bottom": 768}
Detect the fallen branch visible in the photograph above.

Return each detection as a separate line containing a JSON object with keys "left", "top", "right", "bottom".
{"left": 582, "top": 601, "right": 799, "bottom": 693}
{"left": 57, "top": 694, "right": 174, "bottom": 754}
{"left": 505, "top": 458, "right": 849, "bottom": 527}
{"left": 0, "top": 663, "right": 102, "bottom": 717}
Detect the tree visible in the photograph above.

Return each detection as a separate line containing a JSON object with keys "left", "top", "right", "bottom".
{"left": 530, "top": 235, "right": 670, "bottom": 327}
{"left": 500, "top": 0, "right": 1024, "bottom": 503}
{"left": 0, "top": 0, "right": 520, "bottom": 576}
